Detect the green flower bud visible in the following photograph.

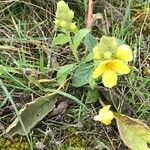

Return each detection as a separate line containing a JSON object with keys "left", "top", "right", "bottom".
{"left": 56, "top": 1, "right": 68, "bottom": 19}
{"left": 57, "top": 1, "right": 67, "bottom": 11}
{"left": 103, "top": 51, "right": 112, "bottom": 59}
{"left": 98, "top": 36, "right": 118, "bottom": 52}
{"left": 60, "top": 20, "right": 67, "bottom": 28}
{"left": 55, "top": 1, "right": 76, "bottom": 31}
{"left": 69, "top": 23, "right": 77, "bottom": 31}
{"left": 68, "top": 10, "right": 74, "bottom": 21}
{"left": 61, "top": 12, "right": 69, "bottom": 21}
{"left": 54, "top": 19, "right": 60, "bottom": 26}
{"left": 57, "top": 1, "right": 70, "bottom": 15}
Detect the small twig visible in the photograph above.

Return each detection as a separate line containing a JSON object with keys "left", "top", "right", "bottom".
{"left": 86, "top": 0, "right": 93, "bottom": 29}
{"left": 84, "top": 0, "right": 93, "bottom": 56}
{"left": 102, "top": 125, "right": 116, "bottom": 150}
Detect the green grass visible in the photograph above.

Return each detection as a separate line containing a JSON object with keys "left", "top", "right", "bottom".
{"left": 0, "top": 0, "right": 149, "bottom": 149}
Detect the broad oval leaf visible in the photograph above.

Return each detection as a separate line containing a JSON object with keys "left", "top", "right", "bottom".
{"left": 84, "top": 33, "right": 97, "bottom": 52}
{"left": 115, "top": 113, "right": 150, "bottom": 150}
{"left": 72, "top": 63, "right": 94, "bottom": 87}
{"left": 4, "top": 95, "right": 57, "bottom": 137}
{"left": 57, "top": 64, "right": 74, "bottom": 85}
{"left": 52, "top": 34, "right": 70, "bottom": 45}
{"left": 85, "top": 89, "right": 99, "bottom": 104}
{"left": 73, "top": 28, "right": 90, "bottom": 50}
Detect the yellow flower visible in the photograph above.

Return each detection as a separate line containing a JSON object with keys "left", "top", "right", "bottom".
{"left": 93, "top": 46, "right": 102, "bottom": 60}
{"left": 115, "top": 44, "right": 133, "bottom": 62}
{"left": 94, "top": 105, "right": 114, "bottom": 125}
{"left": 92, "top": 59, "right": 130, "bottom": 88}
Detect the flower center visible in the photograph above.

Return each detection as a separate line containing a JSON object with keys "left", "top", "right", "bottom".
{"left": 106, "top": 62, "right": 114, "bottom": 70}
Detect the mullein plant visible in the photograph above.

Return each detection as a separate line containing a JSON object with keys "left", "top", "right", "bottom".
{"left": 3, "top": 1, "right": 149, "bottom": 149}
{"left": 53, "top": 0, "right": 86, "bottom": 63}
{"left": 52, "top": 2, "right": 150, "bottom": 149}
{"left": 92, "top": 36, "right": 133, "bottom": 125}
{"left": 92, "top": 36, "right": 133, "bottom": 88}
{"left": 90, "top": 37, "right": 150, "bottom": 149}
{"left": 54, "top": 0, "right": 78, "bottom": 32}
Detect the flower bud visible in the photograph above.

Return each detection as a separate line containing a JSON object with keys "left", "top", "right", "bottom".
{"left": 60, "top": 20, "right": 67, "bottom": 28}
{"left": 57, "top": 1, "right": 67, "bottom": 11}
{"left": 54, "top": 19, "right": 60, "bottom": 26}
{"left": 56, "top": 1, "right": 70, "bottom": 20}
{"left": 115, "top": 44, "right": 133, "bottom": 62}
{"left": 69, "top": 23, "right": 77, "bottom": 31}
{"left": 68, "top": 10, "right": 74, "bottom": 21}
{"left": 103, "top": 51, "right": 112, "bottom": 59}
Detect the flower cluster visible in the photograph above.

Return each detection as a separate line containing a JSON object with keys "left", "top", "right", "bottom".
{"left": 94, "top": 105, "right": 114, "bottom": 125}
{"left": 92, "top": 36, "right": 133, "bottom": 88}
{"left": 54, "top": 1, "right": 77, "bottom": 32}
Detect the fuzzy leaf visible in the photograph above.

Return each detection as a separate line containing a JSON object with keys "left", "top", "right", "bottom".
{"left": 73, "top": 28, "right": 90, "bottom": 49}
{"left": 72, "top": 63, "right": 93, "bottom": 87}
{"left": 81, "top": 52, "right": 93, "bottom": 64}
{"left": 85, "top": 89, "right": 99, "bottom": 104}
{"left": 84, "top": 33, "right": 97, "bottom": 52}
{"left": 4, "top": 95, "right": 57, "bottom": 137}
{"left": 115, "top": 113, "right": 150, "bottom": 150}
{"left": 57, "top": 64, "right": 74, "bottom": 84}
{"left": 88, "top": 74, "right": 96, "bottom": 89}
{"left": 52, "top": 34, "right": 70, "bottom": 45}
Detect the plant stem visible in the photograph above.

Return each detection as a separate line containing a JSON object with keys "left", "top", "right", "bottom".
{"left": 72, "top": 47, "right": 80, "bottom": 63}
{"left": 68, "top": 33, "right": 80, "bottom": 63}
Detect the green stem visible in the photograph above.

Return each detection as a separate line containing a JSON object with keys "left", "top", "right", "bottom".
{"left": 68, "top": 33, "right": 80, "bottom": 63}
{"left": 72, "top": 47, "right": 80, "bottom": 63}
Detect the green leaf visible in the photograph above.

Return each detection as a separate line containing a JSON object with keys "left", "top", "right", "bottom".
{"left": 85, "top": 89, "right": 99, "bottom": 104}
{"left": 73, "top": 28, "right": 90, "bottom": 49}
{"left": 88, "top": 74, "right": 96, "bottom": 89}
{"left": 57, "top": 64, "right": 74, "bottom": 85}
{"left": 4, "top": 95, "right": 57, "bottom": 137}
{"left": 52, "top": 34, "right": 70, "bottom": 45}
{"left": 84, "top": 33, "right": 97, "bottom": 52}
{"left": 80, "top": 52, "right": 93, "bottom": 64}
{"left": 72, "top": 63, "right": 94, "bottom": 87}
{"left": 115, "top": 113, "right": 150, "bottom": 150}
{"left": 0, "top": 65, "right": 19, "bottom": 75}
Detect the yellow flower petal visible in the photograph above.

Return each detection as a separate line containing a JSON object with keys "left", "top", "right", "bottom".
{"left": 110, "top": 60, "right": 130, "bottom": 74}
{"left": 115, "top": 44, "right": 133, "bottom": 62}
{"left": 92, "top": 59, "right": 130, "bottom": 82}
{"left": 93, "top": 46, "right": 102, "bottom": 60}
{"left": 94, "top": 105, "right": 114, "bottom": 125}
{"left": 92, "top": 62, "right": 107, "bottom": 78}
{"left": 94, "top": 115, "right": 101, "bottom": 121}
{"left": 102, "top": 70, "right": 117, "bottom": 88}
{"left": 99, "top": 105, "right": 111, "bottom": 113}
{"left": 100, "top": 111, "right": 114, "bottom": 125}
